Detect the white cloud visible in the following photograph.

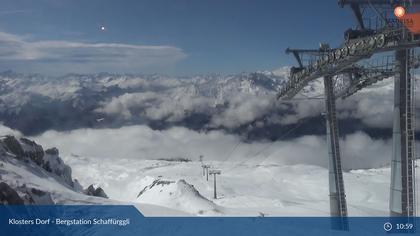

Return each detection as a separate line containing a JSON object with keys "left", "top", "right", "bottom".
{"left": 23, "top": 124, "right": 407, "bottom": 170}
{"left": 96, "top": 92, "right": 160, "bottom": 119}
{"left": 272, "top": 66, "right": 290, "bottom": 77}
{"left": 144, "top": 95, "right": 212, "bottom": 122}
{"left": 210, "top": 95, "right": 273, "bottom": 128}
{"left": 96, "top": 89, "right": 214, "bottom": 122}
{"left": 0, "top": 31, "right": 186, "bottom": 74}
{"left": 274, "top": 99, "right": 324, "bottom": 125}
{"left": 0, "top": 123, "right": 22, "bottom": 137}
{"left": 336, "top": 80, "right": 395, "bottom": 128}
{"left": 336, "top": 79, "right": 420, "bottom": 129}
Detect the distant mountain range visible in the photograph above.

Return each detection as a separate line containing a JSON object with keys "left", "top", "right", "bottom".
{"left": 0, "top": 69, "right": 417, "bottom": 140}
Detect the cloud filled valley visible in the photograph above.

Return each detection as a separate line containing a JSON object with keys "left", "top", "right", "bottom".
{"left": 16, "top": 124, "right": 414, "bottom": 171}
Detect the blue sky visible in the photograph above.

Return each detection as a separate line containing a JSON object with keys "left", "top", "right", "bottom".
{"left": 0, "top": 0, "right": 355, "bottom": 75}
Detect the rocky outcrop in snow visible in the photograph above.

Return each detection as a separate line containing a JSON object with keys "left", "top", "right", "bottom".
{"left": 43, "top": 147, "right": 73, "bottom": 186}
{"left": 20, "top": 186, "right": 55, "bottom": 204}
{"left": 1, "top": 135, "right": 74, "bottom": 188}
{"left": 0, "top": 135, "right": 108, "bottom": 204}
{"left": 84, "top": 184, "right": 108, "bottom": 199}
{"left": 0, "top": 181, "right": 56, "bottom": 205}
{"left": 20, "top": 137, "right": 44, "bottom": 165}
{"left": 1, "top": 136, "right": 25, "bottom": 159}
{"left": 0, "top": 182, "right": 24, "bottom": 204}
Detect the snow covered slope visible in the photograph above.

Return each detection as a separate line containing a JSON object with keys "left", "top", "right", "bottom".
{"left": 63, "top": 155, "right": 420, "bottom": 217}
{"left": 1, "top": 132, "right": 418, "bottom": 217}
{"left": 136, "top": 178, "right": 222, "bottom": 215}
{"left": 0, "top": 135, "right": 190, "bottom": 216}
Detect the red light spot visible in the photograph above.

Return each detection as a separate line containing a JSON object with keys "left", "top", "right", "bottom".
{"left": 394, "top": 6, "right": 406, "bottom": 18}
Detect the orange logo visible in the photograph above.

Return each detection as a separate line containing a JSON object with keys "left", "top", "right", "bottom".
{"left": 394, "top": 6, "right": 406, "bottom": 18}
{"left": 394, "top": 6, "right": 420, "bottom": 34}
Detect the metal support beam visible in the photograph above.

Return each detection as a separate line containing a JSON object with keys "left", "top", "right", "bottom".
{"left": 350, "top": 4, "right": 365, "bottom": 29}
{"left": 202, "top": 165, "right": 210, "bottom": 181}
{"left": 292, "top": 51, "right": 303, "bottom": 68}
{"left": 390, "top": 49, "right": 416, "bottom": 217}
{"left": 213, "top": 173, "right": 217, "bottom": 199}
{"left": 278, "top": 27, "right": 420, "bottom": 100}
{"left": 324, "top": 76, "right": 348, "bottom": 230}
{"left": 209, "top": 170, "right": 221, "bottom": 199}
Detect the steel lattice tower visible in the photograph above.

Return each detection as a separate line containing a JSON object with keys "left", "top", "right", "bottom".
{"left": 390, "top": 48, "right": 416, "bottom": 217}
{"left": 277, "top": 0, "right": 419, "bottom": 227}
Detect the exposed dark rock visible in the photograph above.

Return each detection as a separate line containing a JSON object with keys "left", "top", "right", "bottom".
{"left": 72, "top": 179, "right": 83, "bottom": 192}
{"left": 53, "top": 164, "right": 72, "bottom": 187}
{"left": 1, "top": 136, "right": 24, "bottom": 158}
{"left": 30, "top": 188, "right": 45, "bottom": 196}
{"left": 43, "top": 147, "right": 73, "bottom": 187}
{"left": 45, "top": 147, "right": 59, "bottom": 156}
{"left": 84, "top": 185, "right": 108, "bottom": 199}
{"left": 157, "top": 157, "right": 191, "bottom": 162}
{"left": 26, "top": 188, "right": 54, "bottom": 204}
{"left": 42, "top": 161, "right": 52, "bottom": 173}
{"left": 19, "top": 138, "right": 44, "bottom": 165}
{"left": 137, "top": 179, "right": 175, "bottom": 197}
{"left": 2, "top": 136, "right": 78, "bottom": 192}
{"left": 0, "top": 182, "right": 24, "bottom": 204}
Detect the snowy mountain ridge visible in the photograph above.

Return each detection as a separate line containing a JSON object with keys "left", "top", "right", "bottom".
{"left": 0, "top": 70, "right": 294, "bottom": 137}
{"left": 0, "top": 70, "right": 287, "bottom": 104}
{"left": 2, "top": 69, "right": 415, "bottom": 141}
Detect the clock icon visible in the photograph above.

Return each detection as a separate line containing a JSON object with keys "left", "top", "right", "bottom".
{"left": 384, "top": 222, "right": 393, "bottom": 232}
